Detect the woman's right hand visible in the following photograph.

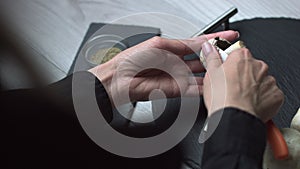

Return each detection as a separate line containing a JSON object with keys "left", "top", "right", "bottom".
{"left": 202, "top": 42, "right": 284, "bottom": 122}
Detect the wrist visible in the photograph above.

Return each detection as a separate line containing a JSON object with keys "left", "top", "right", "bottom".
{"left": 224, "top": 101, "right": 258, "bottom": 120}
{"left": 88, "top": 62, "right": 115, "bottom": 103}
{"left": 208, "top": 103, "right": 258, "bottom": 121}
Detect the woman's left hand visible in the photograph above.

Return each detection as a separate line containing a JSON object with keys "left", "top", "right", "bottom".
{"left": 89, "top": 31, "right": 239, "bottom": 106}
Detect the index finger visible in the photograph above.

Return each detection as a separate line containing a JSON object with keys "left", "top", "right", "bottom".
{"left": 203, "top": 30, "right": 240, "bottom": 42}
{"left": 154, "top": 30, "right": 240, "bottom": 56}
{"left": 125, "top": 30, "right": 239, "bottom": 57}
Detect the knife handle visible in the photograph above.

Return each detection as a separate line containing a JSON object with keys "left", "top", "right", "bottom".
{"left": 266, "top": 120, "right": 289, "bottom": 160}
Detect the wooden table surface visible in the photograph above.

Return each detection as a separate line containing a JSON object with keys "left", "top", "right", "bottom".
{"left": 1, "top": 0, "right": 300, "bottom": 84}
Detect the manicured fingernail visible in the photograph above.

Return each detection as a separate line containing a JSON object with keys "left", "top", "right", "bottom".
{"left": 202, "top": 41, "right": 213, "bottom": 57}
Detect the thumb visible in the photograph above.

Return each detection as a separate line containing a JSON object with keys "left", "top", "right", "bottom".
{"left": 202, "top": 41, "right": 222, "bottom": 70}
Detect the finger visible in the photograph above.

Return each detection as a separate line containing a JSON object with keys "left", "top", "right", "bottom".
{"left": 204, "top": 30, "right": 240, "bottom": 42}
{"left": 136, "top": 31, "right": 239, "bottom": 57}
{"left": 227, "top": 48, "right": 254, "bottom": 61}
{"left": 188, "top": 76, "right": 204, "bottom": 85}
{"left": 151, "top": 37, "right": 205, "bottom": 56}
{"left": 255, "top": 60, "right": 269, "bottom": 82}
{"left": 185, "top": 59, "right": 205, "bottom": 73}
{"left": 120, "top": 37, "right": 191, "bottom": 57}
{"left": 202, "top": 41, "right": 222, "bottom": 70}
{"left": 259, "top": 76, "right": 276, "bottom": 93}
{"left": 184, "top": 85, "right": 204, "bottom": 96}
{"left": 176, "top": 30, "right": 239, "bottom": 56}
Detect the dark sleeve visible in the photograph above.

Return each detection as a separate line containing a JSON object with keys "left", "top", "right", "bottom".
{"left": 201, "top": 108, "right": 267, "bottom": 169}
{"left": 1, "top": 71, "right": 114, "bottom": 168}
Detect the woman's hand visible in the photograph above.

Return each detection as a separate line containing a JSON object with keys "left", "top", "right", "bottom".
{"left": 202, "top": 43, "right": 284, "bottom": 122}
{"left": 89, "top": 31, "right": 239, "bottom": 106}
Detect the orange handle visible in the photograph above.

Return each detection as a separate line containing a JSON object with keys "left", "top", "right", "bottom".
{"left": 266, "top": 120, "right": 289, "bottom": 160}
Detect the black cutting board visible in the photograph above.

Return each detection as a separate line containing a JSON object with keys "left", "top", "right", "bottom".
{"left": 229, "top": 18, "right": 300, "bottom": 127}
{"left": 178, "top": 18, "right": 300, "bottom": 169}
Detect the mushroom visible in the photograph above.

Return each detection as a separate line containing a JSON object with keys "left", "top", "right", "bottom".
{"left": 291, "top": 108, "right": 300, "bottom": 132}
{"left": 199, "top": 37, "right": 245, "bottom": 68}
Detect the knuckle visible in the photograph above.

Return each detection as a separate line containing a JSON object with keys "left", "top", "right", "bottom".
{"left": 227, "top": 49, "right": 243, "bottom": 61}
{"left": 241, "top": 48, "right": 252, "bottom": 59}
{"left": 260, "top": 61, "right": 269, "bottom": 71}
{"left": 150, "top": 36, "right": 164, "bottom": 46}
{"left": 279, "top": 90, "right": 285, "bottom": 100}
{"left": 229, "top": 48, "right": 252, "bottom": 61}
{"left": 275, "top": 89, "right": 285, "bottom": 103}
{"left": 226, "top": 51, "right": 237, "bottom": 60}
{"left": 268, "top": 76, "right": 276, "bottom": 84}
{"left": 258, "top": 60, "right": 269, "bottom": 74}
{"left": 229, "top": 48, "right": 243, "bottom": 55}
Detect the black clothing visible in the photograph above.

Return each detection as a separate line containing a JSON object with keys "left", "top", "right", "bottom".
{"left": 202, "top": 108, "right": 266, "bottom": 169}
{"left": 1, "top": 72, "right": 266, "bottom": 169}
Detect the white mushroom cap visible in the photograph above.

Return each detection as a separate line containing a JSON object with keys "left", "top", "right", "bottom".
{"left": 291, "top": 108, "right": 300, "bottom": 132}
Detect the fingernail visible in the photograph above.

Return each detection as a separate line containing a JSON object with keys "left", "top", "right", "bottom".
{"left": 236, "top": 31, "right": 240, "bottom": 38}
{"left": 202, "top": 41, "right": 213, "bottom": 57}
